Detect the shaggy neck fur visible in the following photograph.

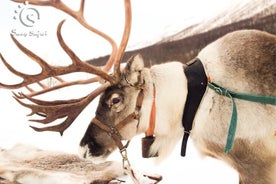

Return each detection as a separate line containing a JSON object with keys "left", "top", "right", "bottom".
{"left": 137, "top": 62, "right": 188, "bottom": 160}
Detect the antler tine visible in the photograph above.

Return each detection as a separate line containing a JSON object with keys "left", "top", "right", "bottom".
{"left": 12, "top": 0, "right": 132, "bottom": 81}
{"left": 0, "top": 36, "right": 54, "bottom": 89}
{"left": 4, "top": 0, "right": 133, "bottom": 90}
{"left": 56, "top": 20, "right": 116, "bottom": 83}
{"left": 13, "top": 82, "right": 110, "bottom": 135}
{"left": 11, "top": 0, "right": 119, "bottom": 82}
{"left": 0, "top": 33, "right": 114, "bottom": 90}
{"left": 2, "top": 0, "right": 132, "bottom": 135}
{"left": 113, "top": 0, "right": 132, "bottom": 80}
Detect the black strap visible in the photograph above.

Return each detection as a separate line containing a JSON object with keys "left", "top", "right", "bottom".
{"left": 181, "top": 58, "right": 207, "bottom": 156}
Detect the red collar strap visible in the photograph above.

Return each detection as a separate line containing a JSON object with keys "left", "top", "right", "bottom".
{"left": 142, "top": 83, "right": 158, "bottom": 158}
{"left": 146, "top": 83, "right": 156, "bottom": 137}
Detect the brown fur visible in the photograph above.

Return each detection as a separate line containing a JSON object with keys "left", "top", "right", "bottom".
{"left": 202, "top": 30, "right": 276, "bottom": 95}
{"left": 204, "top": 139, "right": 276, "bottom": 184}
{"left": 193, "top": 30, "right": 276, "bottom": 184}
{"left": 0, "top": 144, "right": 124, "bottom": 184}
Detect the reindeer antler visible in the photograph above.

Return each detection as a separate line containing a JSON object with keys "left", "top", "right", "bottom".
{"left": 0, "top": 0, "right": 132, "bottom": 135}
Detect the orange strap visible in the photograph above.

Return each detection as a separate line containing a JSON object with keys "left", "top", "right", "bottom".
{"left": 146, "top": 83, "right": 156, "bottom": 136}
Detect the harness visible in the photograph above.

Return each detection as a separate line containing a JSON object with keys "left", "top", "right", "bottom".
{"left": 181, "top": 58, "right": 207, "bottom": 156}
{"left": 91, "top": 86, "right": 144, "bottom": 169}
{"left": 207, "top": 80, "right": 276, "bottom": 153}
{"left": 90, "top": 58, "right": 208, "bottom": 160}
{"left": 182, "top": 58, "right": 276, "bottom": 155}
{"left": 91, "top": 57, "right": 276, "bottom": 168}
{"left": 90, "top": 77, "right": 158, "bottom": 183}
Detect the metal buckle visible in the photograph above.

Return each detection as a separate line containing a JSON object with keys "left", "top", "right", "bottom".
{"left": 120, "top": 148, "right": 131, "bottom": 170}
{"left": 108, "top": 126, "right": 119, "bottom": 137}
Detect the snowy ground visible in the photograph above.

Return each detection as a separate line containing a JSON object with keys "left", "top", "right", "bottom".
{"left": 0, "top": 0, "right": 252, "bottom": 183}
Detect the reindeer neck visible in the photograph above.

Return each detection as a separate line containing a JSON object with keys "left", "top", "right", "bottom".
{"left": 137, "top": 62, "right": 188, "bottom": 159}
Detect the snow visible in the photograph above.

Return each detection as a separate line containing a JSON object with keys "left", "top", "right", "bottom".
{"left": 0, "top": 0, "right": 247, "bottom": 183}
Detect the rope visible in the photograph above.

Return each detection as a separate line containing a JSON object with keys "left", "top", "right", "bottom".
{"left": 208, "top": 81, "right": 276, "bottom": 153}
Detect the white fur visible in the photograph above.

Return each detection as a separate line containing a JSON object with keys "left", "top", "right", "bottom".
{"left": 0, "top": 144, "right": 124, "bottom": 184}
{"left": 135, "top": 62, "right": 187, "bottom": 160}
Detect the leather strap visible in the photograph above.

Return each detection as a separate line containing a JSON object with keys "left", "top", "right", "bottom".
{"left": 92, "top": 117, "right": 125, "bottom": 150}
{"left": 181, "top": 58, "right": 207, "bottom": 156}
{"left": 91, "top": 88, "right": 144, "bottom": 151}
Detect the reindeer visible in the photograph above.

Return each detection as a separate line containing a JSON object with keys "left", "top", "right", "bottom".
{"left": 0, "top": 0, "right": 275, "bottom": 184}
{"left": 0, "top": 144, "right": 124, "bottom": 184}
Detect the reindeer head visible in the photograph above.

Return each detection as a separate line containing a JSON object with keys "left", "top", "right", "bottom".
{"left": 79, "top": 54, "right": 153, "bottom": 160}
{"left": 0, "top": 0, "right": 148, "bottom": 161}
{"left": 1, "top": 0, "right": 163, "bottom": 164}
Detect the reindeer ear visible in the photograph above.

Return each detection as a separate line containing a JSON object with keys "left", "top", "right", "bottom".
{"left": 123, "top": 54, "right": 145, "bottom": 86}
{"left": 126, "top": 54, "right": 144, "bottom": 72}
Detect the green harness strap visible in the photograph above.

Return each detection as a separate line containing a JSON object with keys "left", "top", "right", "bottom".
{"left": 207, "top": 82, "right": 276, "bottom": 153}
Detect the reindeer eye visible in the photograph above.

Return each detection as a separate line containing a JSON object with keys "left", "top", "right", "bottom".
{"left": 112, "top": 97, "right": 121, "bottom": 104}
{"left": 106, "top": 93, "right": 123, "bottom": 110}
